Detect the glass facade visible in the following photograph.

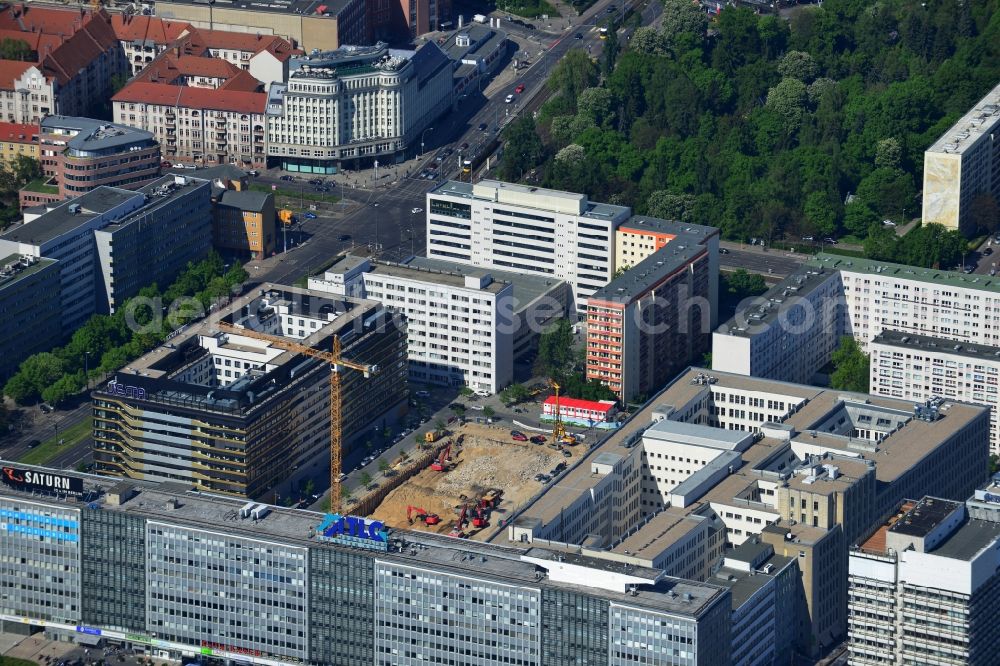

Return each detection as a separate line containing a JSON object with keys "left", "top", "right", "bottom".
{"left": 541, "top": 588, "right": 609, "bottom": 666}
{"left": 0, "top": 499, "right": 81, "bottom": 624}
{"left": 308, "top": 547, "right": 374, "bottom": 665}
{"left": 609, "top": 604, "right": 699, "bottom": 666}
{"left": 145, "top": 522, "right": 308, "bottom": 663}
{"left": 374, "top": 561, "right": 542, "bottom": 665}
{"left": 80, "top": 507, "right": 146, "bottom": 632}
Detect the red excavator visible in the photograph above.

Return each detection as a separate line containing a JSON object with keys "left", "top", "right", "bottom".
{"left": 430, "top": 442, "right": 452, "bottom": 472}
{"left": 406, "top": 505, "right": 441, "bottom": 526}
{"left": 449, "top": 504, "right": 469, "bottom": 538}
{"left": 471, "top": 506, "right": 489, "bottom": 529}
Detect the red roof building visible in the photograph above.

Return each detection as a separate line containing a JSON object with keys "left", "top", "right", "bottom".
{"left": 542, "top": 396, "right": 618, "bottom": 424}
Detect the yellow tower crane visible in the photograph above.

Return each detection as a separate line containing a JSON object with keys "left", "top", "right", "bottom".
{"left": 550, "top": 379, "right": 566, "bottom": 443}
{"left": 217, "top": 322, "right": 377, "bottom": 514}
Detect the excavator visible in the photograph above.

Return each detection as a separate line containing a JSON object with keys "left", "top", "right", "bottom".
{"left": 480, "top": 488, "right": 503, "bottom": 510}
{"left": 471, "top": 506, "right": 489, "bottom": 529}
{"left": 406, "top": 505, "right": 441, "bottom": 526}
{"left": 448, "top": 505, "right": 469, "bottom": 538}
{"left": 429, "top": 442, "right": 452, "bottom": 472}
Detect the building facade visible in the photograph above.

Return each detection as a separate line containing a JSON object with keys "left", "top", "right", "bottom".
{"left": 22, "top": 116, "right": 161, "bottom": 207}
{"left": 0, "top": 464, "right": 734, "bottom": 666}
{"left": 922, "top": 81, "right": 1000, "bottom": 235}
{"left": 542, "top": 395, "right": 618, "bottom": 426}
{"left": 588, "top": 220, "right": 718, "bottom": 401}
{"left": 0, "top": 122, "right": 38, "bottom": 166}
{"left": 0, "top": 254, "right": 60, "bottom": 379}
{"left": 214, "top": 189, "right": 276, "bottom": 259}
{"left": 266, "top": 42, "right": 452, "bottom": 173}
{"left": 848, "top": 495, "right": 1000, "bottom": 666}
{"left": 427, "top": 180, "right": 632, "bottom": 313}
{"left": 91, "top": 285, "right": 408, "bottom": 498}
{"left": 153, "top": 0, "right": 367, "bottom": 52}
{"left": 0, "top": 175, "right": 212, "bottom": 333}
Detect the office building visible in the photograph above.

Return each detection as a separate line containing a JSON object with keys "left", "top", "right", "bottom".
{"left": 427, "top": 180, "right": 632, "bottom": 312}
{"left": 213, "top": 189, "right": 276, "bottom": 259}
{"left": 154, "top": 0, "right": 367, "bottom": 52}
{"left": 0, "top": 463, "right": 734, "bottom": 665}
{"left": 848, "top": 494, "right": 1000, "bottom": 666}
{"left": 0, "top": 6, "right": 125, "bottom": 123}
{"left": 713, "top": 253, "right": 1000, "bottom": 383}
{"left": 922, "top": 81, "right": 1000, "bottom": 235}
{"left": 20, "top": 116, "right": 161, "bottom": 207}
{"left": 0, "top": 174, "right": 212, "bottom": 333}
{"left": 91, "top": 284, "right": 408, "bottom": 498}
{"left": 870, "top": 330, "right": 1000, "bottom": 455}
{"left": 0, "top": 254, "right": 60, "bottom": 379}
{"left": 501, "top": 368, "right": 990, "bottom": 656}
{"left": 0, "top": 122, "right": 38, "bottom": 166}
{"left": 587, "top": 219, "right": 719, "bottom": 401}
{"left": 266, "top": 42, "right": 452, "bottom": 173}
{"left": 308, "top": 254, "right": 570, "bottom": 394}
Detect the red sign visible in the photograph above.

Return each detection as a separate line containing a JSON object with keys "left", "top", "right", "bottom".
{"left": 200, "top": 640, "right": 262, "bottom": 658}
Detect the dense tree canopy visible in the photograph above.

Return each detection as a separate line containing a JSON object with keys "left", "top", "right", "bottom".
{"left": 830, "top": 337, "right": 870, "bottom": 393}
{"left": 518, "top": 0, "right": 1000, "bottom": 247}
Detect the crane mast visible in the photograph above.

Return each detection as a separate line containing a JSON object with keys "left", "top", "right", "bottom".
{"left": 217, "top": 322, "right": 375, "bottom": 513}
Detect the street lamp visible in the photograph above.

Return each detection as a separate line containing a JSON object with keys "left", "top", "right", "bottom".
{"left": 420, "top": 127, "right": 434, "bottom": 157}
{"left": 83, "top": 351, "right": 92, "bottom": 390}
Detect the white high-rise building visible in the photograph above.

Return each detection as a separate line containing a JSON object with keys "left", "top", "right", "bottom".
{"left": 922, "top": 81, "right": 1000, "bottom": 235}
{"left": 848, "top": 494, "right": 1000, "bottom": 666}
{"left": 425, "top": 179, "right": 631, "bottom": 312}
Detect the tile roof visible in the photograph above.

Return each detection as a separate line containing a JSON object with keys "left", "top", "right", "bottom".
{"left": 0, "top": 59, "right": 33, "bottom": 89}
{"left": 0, "top": 121, "right": 37, "bottom": 143}
{"left": 111, "top": 14, "right": 190, "bottom": 44}
{"left": 112, "top": 81, "right": 267, "bottom": 114}
{"left": 0, "top": 4, "right": 87, "bottom": 35}
{"left": 185, "top": 27, "right": 298, "bottom": 61}
{"left": 37, "top": 10, "right": 119, "bottom": 85}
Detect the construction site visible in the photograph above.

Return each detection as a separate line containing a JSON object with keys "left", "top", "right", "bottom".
{"left": 367, "top": 421, "right": 585, "bottom": 541}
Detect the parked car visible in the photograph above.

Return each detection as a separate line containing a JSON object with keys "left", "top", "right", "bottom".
{"left": 415, "top": 390, "right": 431, "bottom": 399}
{"left": 984, "top": 247, "right": 993, "bottom": 256}
{"left": 280, "top": 175, "right": 294, "bottom": 181}
{"left": 719, "top": 248, "right": 729, "bottom": 254}
{"left": 562, "top": 449, "right": 572, "bottom": 458}
{"left": 478, "top": 123, "right": 488, "bottom": 131}
{"left": 460, "top": 142, "right": 469, "bottom": 150}
{"left": 824, "top": 237, "right": 838, "bottom": 244}
{"left": 882, "top": 219, "right": 896, "bottom": 226}
{"left": 248, "top": 169, "right": 259, "bottom": 176}
{"left": 511, "top": 430, "right": 528, "bottom": 441}
{"left": 575, "top": 32, "right": 583, "bottom": 39}
{"left": 470, "top": 404, "right": 485, "bottom": 411}
{"left": 304, "top": 212, "right": 317, "bottom": 219}
{"left": 39, "top": 403, "right": 53, "bottom": 413}
{"left": 515, "top": 84, "right": 525, "bottom": 93}
{"left": 505, "top": 94, "right": 514, "bottom": 103}
{"left": 160, "top": 160, "right": 172, "bottom": 168}
{"left": 530, "top": 435, "right": 546, "bottom": 444}
{"left": 801, "top": 235, "right": 815, "bottom": 241}
{"left": 26, "top": 440, "right": 40, "bottom": 449}
{"left": 474, "top": 388, "right": 490, "bottom": 397}
{"left": 411, "top": 207, "right": 423, "bottom": 214}
{"left": 449, "top": 402, "right": 464, "bottom": 410}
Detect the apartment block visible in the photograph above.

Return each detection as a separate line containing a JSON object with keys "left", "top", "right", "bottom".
{"left": 427, "top": 179, "right": 631, "bottom": 312}
{"left": 309, "top": 254, "right": 569, "bottom": 393}
{"left": 714, "top": 252, "right": 1000, "bottom": 383}
{"left": 0, "top": 254, "right": 60, "bottom": 380}
{"left": 91, "top": 285, "right": 408, "bottom": 498}
{"left": 0, "top": 174, "right": 212, "bottom": 333}
{"left": 0, "top": 122, "right": 38, "bottom": 166}
{"left": 154, "top": 0, "right": 367, "bottom": 52}
{"left": 266, "top": 41, "right": 452, "bottom": 173}
{"left": 111, "top": 14, "right": 191, "bottom": 75}
{"left": 0, "top": 6, "right": 126, "bottom": 123}
{"left": 502, "top": 368, "right": 990, "bottom": 656}
{"left": 213, "top": 189, "right": 276, "bottom": 259}
{"left": 587, "top": 219, "right": 718, "bottom": 401}
{"left": 21, "top": 116, "right": 161, "bottom": 207}
{"left": 0, "top": 463, "right": 734, "bottom": 665}
{"left": 849, "top": 495, "right": 1000, "bottom": 666}
{"left": 922, "top": 81, "right": 1000, "bottom": 235}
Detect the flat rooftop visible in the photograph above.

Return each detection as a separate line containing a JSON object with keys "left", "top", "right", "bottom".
{"left": 429, "top": 180, "right": 629, "bottom": 222}
{"left": 927, "top": 80, "right": 1000, "bottom": 155}
{"left": 872, "top": 329, "right": 1000, "bottom": 363}
{"left": 0, "top": 460, "right": 725, "bottom": 619}
{"left": 618, "top": 216, "right": 718, "bottom": 239}
{"left": 589, "top": 239, "right": 708, "bottom": 303}
{"left": 404, "top": 256, "right": 567, "bottom": 309}
{"left": 889, "top": 497, "right": 963, "bottom": 538}
{"left": 717, "top": 263, "right": 839, "bottom": 337}
{"left": 810, "top": 252, "right": 1000, "bottom": 293}
{"left": 932, "top": 518, "right": 1000, "bottom": 561}
{"left": 41, "top": 116, "right": 155, "bottom": 153}
{"left": 0, "top": 254, "right": 56, "bottom": 291}
{"left": 157, "top": 0, "right": 351, "bottom": 17}
{"left": 370, "top": 260, "right": 508, "bottom": 295}
{"left": 607, "top": 508, "right": 714, "bottom": 559}
{"left": 441, "top": 25, "right": 507, "bottom": 62}
{"left": 0, "top": 187, "right": 141, "bottom": 245}
{"left": 644, "top": 419, "right": 752, "bottom": 451}
{"left": 716, "top": 553, "right": 794, "bottom": 609}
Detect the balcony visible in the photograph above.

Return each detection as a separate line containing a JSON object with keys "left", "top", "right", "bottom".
{"left": 215, "top": 117, "right": 227, "bottom": 127}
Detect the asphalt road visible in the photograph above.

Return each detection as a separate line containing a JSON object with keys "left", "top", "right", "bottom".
{"left": 719, "top": 244, "right": 808, "bottom": 278}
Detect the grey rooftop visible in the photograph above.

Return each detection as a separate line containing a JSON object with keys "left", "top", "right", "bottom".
{"left": 41, "top": 116, "right": 155, "bottom": 154}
